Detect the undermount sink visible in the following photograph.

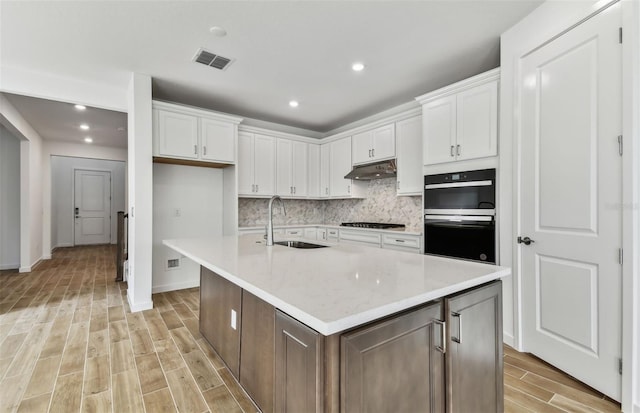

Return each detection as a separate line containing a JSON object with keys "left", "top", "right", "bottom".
{"left": 274, "top": 241, "right": 329, "bottom": 249}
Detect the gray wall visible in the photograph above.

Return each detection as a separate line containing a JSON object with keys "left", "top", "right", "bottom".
{"left": 152, "top": 163, "right": 224, "bottom": 292}
{"left": 50, "top": 155, "right": 126, "bottom": 248}
{"left": 0, "top": 125, "right": 21, "bottom": 269}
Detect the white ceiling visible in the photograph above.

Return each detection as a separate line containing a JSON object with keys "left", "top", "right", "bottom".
{"left": 2, "top": 93, "right": 128, "bottom": 148}
{"left": 0, "top": 1, "right": 542, "bottom": 134}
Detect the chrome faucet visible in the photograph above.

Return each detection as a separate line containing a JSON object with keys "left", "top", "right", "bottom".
{"left": 266, "top": 195, "right": 286, "bottom": 246}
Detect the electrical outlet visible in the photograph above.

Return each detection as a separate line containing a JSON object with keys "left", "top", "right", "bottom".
{"left": 167, "top": 259, "right": 180, "bottom": 269}
{"left": 231, "top": 309, "right": 237, "bottom": 330}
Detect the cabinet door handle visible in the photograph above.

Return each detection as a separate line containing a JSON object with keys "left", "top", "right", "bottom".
{"left": 450, "top": 145, "right": 455, "bottom": 157}
{"left": 293, "top": 186, "right": 296, "bottom": 194}
{"left": 395, "top": 239, "right": 405, "bottom": 243}
{"left": 194, "top": 145, "right": 198, "bottom": 155}
{"left": 368, "top": 149, "right": 372, "bottom": 158}
{"left": 372, "top": 148, "right": 375, "bottom": 158}
{"left": 433, "top": 319, "right": 446, "bottom": 354}
{"left": 451, "top": 312, "right": 462, "bottom": 343}
{"left": 256, "top": 184, "right": 259, "bottom": 193}
{"left": 290, "top": 186, "right": 293, "bottom": 194}
{"left": 456, "top": 144, "right": 461, "bottom": 156}
{"left": 347, "top": 185, "right": 351, "bottom": 194}
{"left": 251, "top": 184, "right": 255, "bottom": 193}
{"left": 325, "top": 187, "right": 328, "bottom": 195}
{"left": 203, "top": 146, "right": 207, "bottom": 156}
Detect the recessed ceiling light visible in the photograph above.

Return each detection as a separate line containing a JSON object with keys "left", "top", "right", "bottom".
{"left": 74, "top": 104, "right": 86, "bottom": 110}
{"left": 289, "top": 100, "right": 299, "bottom": 108}
{"left": 80, "top": 124, "right": 90, "bottom": 130}
{"left": 209, "top": 26, "right": 227, "bottom": 37}
{"left": 84, "top": 137, "right": 93, "bottom": 143}
{"left": 352, "top": 62, "right": 365, "bottom": 72}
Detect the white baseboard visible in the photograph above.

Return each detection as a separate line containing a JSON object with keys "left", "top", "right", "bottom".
{"left": 53, "top": 243, "right": 73, "bottom": 249}
{"left": 152, "top": 279, "right": 200, "bottom": 294}
{"left": 127, "top": 292, "right": 153, "bottom": 313}
{"left": 42, "top": 254, "right": 51, "bottom": 260}
{"left": 0, "top": 263, "right": 19, "bottom": 270}
{"left": 503, "top": 332, "right": 515, "bottom": 348}
{"left": 19, "top": 256, "right": 44, "bottom": 273}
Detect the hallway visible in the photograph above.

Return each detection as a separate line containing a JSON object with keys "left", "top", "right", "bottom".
{"left": 0, "top": 246, "right": 621, "bottom": 412}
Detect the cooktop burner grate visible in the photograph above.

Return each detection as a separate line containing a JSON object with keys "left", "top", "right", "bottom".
{"left": 340, "top": 222, "right": 406, "bottom": 230}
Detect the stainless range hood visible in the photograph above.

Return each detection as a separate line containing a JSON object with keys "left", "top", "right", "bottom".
{"left": 344, "top": 159, "right": 397, "bottom": 180}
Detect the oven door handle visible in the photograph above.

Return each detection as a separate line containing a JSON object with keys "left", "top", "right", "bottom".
{"left": 424, "top": 180, "right": 493, "bottom": 190}
{"left": 424, "top": 215, "right": 494, "bottom": 222}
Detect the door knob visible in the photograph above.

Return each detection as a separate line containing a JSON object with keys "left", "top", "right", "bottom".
{"left": 517, "top": 236, "right": 535, "bottom": 245}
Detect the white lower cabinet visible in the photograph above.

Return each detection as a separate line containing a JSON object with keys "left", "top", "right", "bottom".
{"left": 303, "top": 227, "right": 317, "bottom": 240}
{"left": 285, "top": 228, "right": 303, "bottom": 238}
{"left": 339, "top": 229, "right": 382, "bottom": 247}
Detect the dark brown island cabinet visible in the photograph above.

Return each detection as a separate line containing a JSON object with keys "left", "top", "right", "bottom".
{"left": 200, "top": 266, "right": 503, "bottom": 413}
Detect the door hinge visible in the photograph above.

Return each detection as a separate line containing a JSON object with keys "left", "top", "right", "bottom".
{"left": 618, "top": 248, "right": 623, "bottom": 265}
{"left": 618, "top": 135, "right": 623, "bottom": 156}
{"left": 619, "top": 358, "right": 623, "bottom": 375}
{"left": 619, "top": 27, "right": 623, "bottom": 44}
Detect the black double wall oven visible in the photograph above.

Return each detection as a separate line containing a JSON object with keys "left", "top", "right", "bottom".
{"left": 424, "top": 169, "right": 496, "bottom": 263}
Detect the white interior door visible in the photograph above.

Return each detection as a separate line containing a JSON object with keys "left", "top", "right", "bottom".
{"left": 74, "top": 169, "right": 112, "bottom": 245}
{"left": 519, "top": 3, "right": 622, "bottom": 400}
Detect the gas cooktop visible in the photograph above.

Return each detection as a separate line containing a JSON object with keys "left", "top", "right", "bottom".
{"left": 340, "top": 222, "right": 406, "bottom": 230}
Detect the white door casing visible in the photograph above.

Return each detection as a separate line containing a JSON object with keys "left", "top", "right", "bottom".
{"left": 74, "top": 169, "right": 112, "bottom": 245}
{"left": 519, "top": 3, "right": 622, "bottom": 400}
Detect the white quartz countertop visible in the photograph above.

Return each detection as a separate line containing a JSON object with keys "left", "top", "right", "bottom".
{"left": 164, "top": 235, "right": 510, "bottom": 335}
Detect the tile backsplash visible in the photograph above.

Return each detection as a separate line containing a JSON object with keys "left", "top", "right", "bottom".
{"left": 238, "top": 178, "right": 423, "bottom": 233}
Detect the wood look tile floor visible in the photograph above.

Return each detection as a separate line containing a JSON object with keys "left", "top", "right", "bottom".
{"left": 0, "top": 245, "right": 622, "bottom": 413}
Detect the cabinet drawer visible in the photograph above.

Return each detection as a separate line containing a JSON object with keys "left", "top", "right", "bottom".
{"left": 382, "top": 234, "right": 420, "bottom": 249}
{"left": 339, "top": 230, "right": 381, "bottom": 246}
{"left": 326, "top": 229, "right": 339, "bottom": 239}
{"left": 285, "top": 228, "right": 303, "bottom": 237}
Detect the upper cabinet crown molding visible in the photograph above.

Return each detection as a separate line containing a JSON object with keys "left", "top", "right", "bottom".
{"left": 152, "top": 100, "right": 243, "bottom": 124}
{"left": 239, "top": 124, "right": 319, "bottom": 144}
{"left": 415, "top": 68, "right": 500, "bottom": 104}
{"left": 322, "top": 107, "right": 421, "bottom": 144}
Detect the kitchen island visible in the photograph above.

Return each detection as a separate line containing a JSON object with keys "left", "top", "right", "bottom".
{"left": 164, "top": 235, "right": 510, "bottom": 413}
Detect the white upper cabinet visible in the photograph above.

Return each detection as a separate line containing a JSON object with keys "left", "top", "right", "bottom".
{"left": 276, "top": 139, "right": 308, "bottom": 197}
{"left": 238, "top": 132, "right": 276, "bottom": 196}
{"left": 455, "top": 82, "right": 498, "bottom": 161}
{"left": 329, "top": 136, "right": 365, "bottom": 198}
{"left": 330, "top": 137, "right": 352, "bottom": 197}
{"left": 201, "top": 117, "right": 235, "bottom": 163}
{"left": 395, "top": 115, "right": 423, "bottom": 195}
{"left": 152, "top": 101, "right": 241, "bottom": 165}
{"left": 307, "top": 144, "right": 321, "bottom": 198}
{"left": 156, "top": 110, "right": 199, "bottom": 159}
{"left": 416, "top": 68, "right": 499, "bottom": 166}
{"left": 320, "top": 143, "right": 331, "bottom": 198}
{"left": 352, "top": 124, "right": 396, "bottom": 165}
{"left": 422, "top": 96, "right": 457, "bottom": 165}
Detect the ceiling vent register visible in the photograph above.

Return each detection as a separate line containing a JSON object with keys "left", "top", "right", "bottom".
{"left": 193, "top": 48, "right": 232, "bottom": 70}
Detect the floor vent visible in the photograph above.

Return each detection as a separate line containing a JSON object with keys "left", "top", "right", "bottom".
{"left": 193, "top": 48, "right": 233, "bottom": 70}
{"left": 167, "top": 258, "right": 180, "bottom": 269}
